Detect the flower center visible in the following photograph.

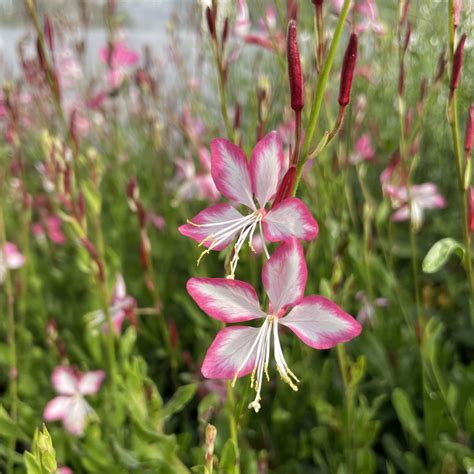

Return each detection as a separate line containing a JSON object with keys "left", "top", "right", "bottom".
{"left": 231, "top": 314, "right": 299, "bottom": 413}
{"left": 189, "top": 208, "right": 269, "bottom": 278}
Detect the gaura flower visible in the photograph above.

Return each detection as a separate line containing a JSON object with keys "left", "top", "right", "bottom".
{"left": 85, "top": 274, "right": 136, "bottom": 334}
{"left": 350, "top": 133, "right": 375, "bottom": 165}
{"left": 43, "top": 366, "right": 105, "bottom": 436}
{"left": 179, "top": 132, "right": 318, "bottom": 278}
{"left": 187, "top": 238, "right": 361, "bottom": 412}
{"left": 355, "top": 291, "right": 388, "bottom": 325}
{"left": 0, "top": 242, "right": 25, "bottom": 284}
{"left": 385, "top": 183, "right": 446, "bottom": 230}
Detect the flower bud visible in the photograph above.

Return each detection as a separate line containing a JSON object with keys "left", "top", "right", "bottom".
{"left": 468, "top": 187, "right": 474, "bottom": 233}
{"left": 206, "top": 6, "right": 216, "bottom": 40}
{"left": 450, "top": 33, "right": 466, "bottom": 91}
{"left": 464, "top": 105, "right": 474, "bottom": 155}
{"left": 338, "top": 33, "right": 358, "bottom": 107}
{"left": 44, "top": 15, "right": 54, "bottom": 52}
{"left": 287, "top": 20, "right": 304, "bottom": 112}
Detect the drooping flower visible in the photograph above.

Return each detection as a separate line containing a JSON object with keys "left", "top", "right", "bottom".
{"left": 43, "top": 366, "right": 105, "bottom": 436}
{"left": 174, "top": 148, "right": 220, "bottom": 203}
{"left": 179, "top": 132, "right": 318, "bottom": 278}
{"left": 0, "top": 242, "right": 25, "bottom": 284}
{"left": 350, "top": 134, "right": 375, "bottom": 164}
{"left": 385, "top": 183, "right": 446, "bottom": 230}
{"left": 187, "top": 238, "right": 361, "bottom": 412}
{"left": 85, "top": 274, "right": 136, "bottom": 334}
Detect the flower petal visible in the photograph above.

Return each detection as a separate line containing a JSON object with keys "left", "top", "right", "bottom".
{"left": 249, "top": 131, "right": 283, "bottom": 208}
{"left": 210, "top": 139, "right": 255, "bottom": 209}
{"left": 78, "top": 370, "right": 106, "bottom": 395}
{"left": 262, "top": 238, "right": 307, "bottom": 314}
{"left": 179, "top": 204, "right": 244, "bottom": 250}
{"left": 4, "top": 242, "right": 25, "bottom": 269}
{"left": 202, "top": 326, "right": 260, "bottom": 379}
{"left": 51, "top": 366, "right": 78, "bottom": 395}
{"left": 62, "top": 398, "right": 92, "bottom": 436}
{"left": 281, "top": 295, "right": 362, "bottom": 349}
{"left": 187, "top": 277, "right": 265, "bottom": 323}
{"left": 43, "top": 396, "right": 72, "bottom": 421}
{"left": 263, "top": 198, "right": 319, "bottom": 242}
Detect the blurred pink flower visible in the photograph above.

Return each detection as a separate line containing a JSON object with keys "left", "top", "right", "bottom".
{"left": 182, "top": 106, "right": 207, "bottom": 143}
{"left": 350, "top": 134, "right": 375, "bottom": 164}
{"left": 0, "top": 242, "right": 25, "bottom": 283}
{"left": 86, "top": 274, "right": 136, "bottom": 334}
{"left": 99, "top": 41, "right": 140, "bottom": 68}
{"left": 385, "top": 183, "right": 446, "bottom": 230}
{"left": 58, "top": 468, "right": 73, "bottom": 474}
{"left": 57, "top": 49, "right": 83, "bottom": 88}
{"left": 43, "top": 366, "right": 105, "bottom": 436}
{"left": 355, "top": 0, "right": 384, "bottom": 35}
{"left": 356, "top": 291, "right": 388, "bottom": 325}
{"left": 148, "top": 212, "right": 166, "bottom": 231}
{"left": 32, "top": 215, "right": 65, "bottom": 245}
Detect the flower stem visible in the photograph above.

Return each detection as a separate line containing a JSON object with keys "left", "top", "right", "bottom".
{"left": 294, "top": 0, "right": 352, "bottom": 193}
{"left": 226, "top": 381, "right": 241, "bottom": 474}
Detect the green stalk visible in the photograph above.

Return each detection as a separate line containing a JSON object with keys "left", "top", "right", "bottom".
{"left": 294, "top": 0, "right": 352, "bottom": 193}
{"left": 0, "top": 199, "right": 18, "bottom": 474}
{"left": 226, "top": 381, "right": 241, "bottom": 474}
{"left": 447, "top": 0, "right": 474, "bottom": 324}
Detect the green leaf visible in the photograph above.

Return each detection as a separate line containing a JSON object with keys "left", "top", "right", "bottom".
{"left": 161, "top": 384, "right": 197, "bottom": 420}
{"left": 24, "top": 452, "right": 42, "bottom": 474}
{"left": 391, "top": 388, "right": 422, "bottom": 444}
{"left": 220, "top": 439, "right": 237, "bottom": 473}
{"left": 422, "top": 238, "right": 465, "bottom": 273}
{"left": 0, "top": 405, "right": 29, "bottom": 442}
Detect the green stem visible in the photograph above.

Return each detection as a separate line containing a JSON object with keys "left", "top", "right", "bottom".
{"left": 294, "top": 0, "right": 352, "bottom": 193}
{"left": 0, "top": 200, "right": 18, "bottom": 474}
{"left": 226, "top": 382, "right": 241, "bottom": 474}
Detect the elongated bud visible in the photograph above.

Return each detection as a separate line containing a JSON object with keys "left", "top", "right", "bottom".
{"left": 222, "top": 18, "right": 229, "bottom": 45}
{"left": 205, "top": 424, "right": 217, "bottom": 465}
{"left": 273, "top": 166, "right": 296, "bottom": 206}
{"left": 234, "top": 103, "right": 241, "bottom": 130}
{"left": 468, "top": 187, "right": 474, "bottom": 232}
{"left": 338, "top": 33, "right": 358, "bottom": 107}
{"left": 44, "top": 15, "right": 54, "bottom": 52}
{"left": 450, "top": 33, "right": 466, "bottom": 91}
{"left": 403, "top": 22, "right": 412, "bottom": 51}
{"left": 312, "top": 0, "right": 324, "bottom": 5}
{"left": 465, "top": 105, "right": 474, "bottom": 154}
{"left": 434, "top": 49, "right": 447, "bottom": 83}
{"left": 36, "top": 37, "right": 47, "bottom": 73}
{"left": 206, "top": 6, "right": 216, "bottom": 40}
{"left": 287, "top": 20, "right": 304, "bottom": 112}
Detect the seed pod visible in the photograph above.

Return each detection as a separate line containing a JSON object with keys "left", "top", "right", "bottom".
{"left": 450, "top": 33, "right": 466, "bottom": 91}
{"left": 338, "top": 33, "right": 358, "bottom": 107}
{"left": 287, "top": 20, "right": 304, "bottom": 112}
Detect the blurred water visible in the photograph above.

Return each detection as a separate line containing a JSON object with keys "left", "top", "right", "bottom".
{"left": 0, "top": 0, "right": 195, "bottom": 78}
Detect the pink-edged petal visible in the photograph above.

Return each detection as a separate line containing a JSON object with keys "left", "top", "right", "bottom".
{"left": 249, "top": 131, "right": 283, "bottom": 207}
{"left": 112, "top": 274, "right": 127, "bottom": 301}
{"left": 262, "top": 238, "right": 307, "bottom": 315}
{"left": 263, "top": 198, "right": 319, "bottom": 242}
{"left": 179, "top": 204, "right": 244, "bottom": 250}
{"left": 201, "top": 326, "right": 259, "bottom": 379}
{"left": 187, "top": 277, "right": 265, "bottom": 323}
{"left": 391, "top": 205, "right": 410, "bottom": 221}
{"left": 210, "top": 139, "right": 255, "bottom": 209}
{"left": 78, "top": 370, "right": 106, "bottom": 395}
{"left": 281, "top": 295, "right": 362, "bottom": 349}
{"left": 62, "top": 398, "right": 92, "bottom": 436}
{"left": 51, "top": 366, "right": 78, "bottom": 395}
{"left": 43, "top": 396, "right": 72, "bottom": 421}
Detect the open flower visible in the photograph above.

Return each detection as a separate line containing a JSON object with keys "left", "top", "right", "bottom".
{"left": 385, "top": 183, "right": 446, "bottom": 230}
{"left": 0, "top": 242, "right": 25, "bottom": 284}
{"left": 85, "top": 274, "right": 136, "bottom": 334}
{"left": 187, "top": 238, "right": 361, "bottom": 412}
{"left": 179, "top": 132, "right": 318, "bottom": 278}
{"left": 43, "top": 366, "right": 105, "bottom": 436}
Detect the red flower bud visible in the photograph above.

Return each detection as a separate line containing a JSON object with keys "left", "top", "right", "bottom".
{"left": 465, "top": 105, "right": 474, "bottom": 154}
{"left": 287, "top": 20, "right": 304, "bottom": 112}
{"left": 312, "top": 0, "right": 324, "bottom": 5}
{"left": 44, "top": 15, "right": 54, "bottom": 52}
{"left": 273, "top": 166, "right": 296, "bottom": 206}
{"left": 468, "top": 187, "right": 474, "bottom": 232}
{"left": 222, "top": 18, "right": 229, "bottom": 45}
{"left": 450, "top": 33, "right": 466, "bottom": 91}
{"left": 403, "top": 22, "right": 412, "bottom": 51}
{"left": 338, "top": 33, "right": 358, "bottom": 107}
{"left": 206, "top": 6, "right": 216, "bottom": 39}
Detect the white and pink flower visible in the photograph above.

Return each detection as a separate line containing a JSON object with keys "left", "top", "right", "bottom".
{"left": 86, "top": 274, "right": 136, "bottom": 334}
{"left": 350, "top": 134, "right": 375, "bottom": 165}
{"left": 187, "top": 238, "right": 361, "bottom": 412}
{"left": 43, "top": 366, "right": 105, "bottom": 436}
{"left": 385, "top": 183, "right": 446, "bottom": 230}
{"left": 179, "top": 132, "right": 318, "bottom": 278}
{"left": 0, "top": 242, "right": 25, "bottom": 284}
